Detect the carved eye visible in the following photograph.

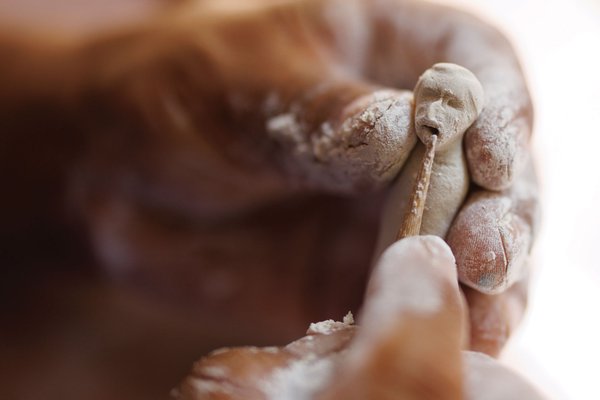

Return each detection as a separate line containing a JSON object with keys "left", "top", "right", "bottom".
{"left": 419, "top": 87, "right": 439, "bottom": 100}
{"left": 447, "top": 98, "right": 464, "bottom": 109}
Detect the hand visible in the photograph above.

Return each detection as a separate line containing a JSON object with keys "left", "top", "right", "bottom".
{"left": 0, "top": 0, "right": 542, "bottom": 398}
{"left": 174, "top": 237, "right": 545, "bottom": 399}
{"left": 52, "top": 0, "right": 539, "bottom": 355}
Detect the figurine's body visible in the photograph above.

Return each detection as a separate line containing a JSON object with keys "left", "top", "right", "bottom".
{"left": 374, "top": 63, "right": 484, "bottom": 258}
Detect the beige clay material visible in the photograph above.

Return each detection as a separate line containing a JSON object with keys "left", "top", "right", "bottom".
{"left": 374, "top": 63, "right": 484, "bottom": 259}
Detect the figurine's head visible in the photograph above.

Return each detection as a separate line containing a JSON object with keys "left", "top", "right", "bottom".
{"left": 414, "top": 63, "right": 484, "bottom": 150}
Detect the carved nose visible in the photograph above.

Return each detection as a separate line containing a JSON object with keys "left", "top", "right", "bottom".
{"left": 426, "top": 99, "right": 443, "bottom": 121}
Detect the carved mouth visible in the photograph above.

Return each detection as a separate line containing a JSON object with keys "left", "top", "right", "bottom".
{"left": 417, "top": 123, "right": 441, "bottom": 145}
{"left": 422, "top": 125, "right": 439, "bottom": 136}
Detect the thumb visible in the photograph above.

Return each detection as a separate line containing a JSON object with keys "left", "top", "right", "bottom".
{"left": 265, "top": 83, "right": 416, "bottom": 194}
{"left": 73, "top": 0, "right": 417, "bottom": 223}
{"left": 320, "top": 236, "right": 468, "bottom": 400}
{"left": 174, "top": 0, "right": 418, "bottom": 194}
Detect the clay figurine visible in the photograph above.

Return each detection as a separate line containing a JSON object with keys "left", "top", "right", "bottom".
{"left": 374, "top": 63, "right": 484, "bottom": 256}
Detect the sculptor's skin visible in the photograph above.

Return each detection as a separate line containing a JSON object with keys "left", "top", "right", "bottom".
{"left": 374, "top": 63, "right": 484, "bottom": 259}
{"left": 175, "top": 237, "right": 545, "bottom": 400}
{"left": 0, "top": 1, "right": 539, "bottom": 399}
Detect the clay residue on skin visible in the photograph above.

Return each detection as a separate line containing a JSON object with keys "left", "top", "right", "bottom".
{"left": 266, "top": 89, "right": 416, "bottom": 193}
{"left": 463, "top": 65, "right": 532, "bottom": 190}
{"left": 465, "top": 98, "right": 529, "bottom": 191}
{"left": 266, "top": 112, "right": 308, "bottom": 154}
{"left": 361, "top": 237, "right": 456, "bottom": 332}
{"left": 447, "top": 192, "right": 531, "bottom": 294}
{"left": 306, "top": 311, "right": 354, "bottom": 335}
{"left": 261, "top": 354, "right": 338, "bottom": 400}
{"left": 259, "top": 315, "right": 355, "bottom": 400}
{"left": 431, "top": 15, "right": 533, "bottom": 190}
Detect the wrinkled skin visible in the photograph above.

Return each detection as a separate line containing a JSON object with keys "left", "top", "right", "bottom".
{"left": 0, "top": 0, "right": 539, "bottom": 399}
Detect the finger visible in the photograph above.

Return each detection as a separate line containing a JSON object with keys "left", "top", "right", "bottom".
{"left": 73, "top": 0, "right": 418, "bottom": 223}
{"left": 463, "top": 351, "right": 546, "bottom": 400}
{"left": 174, "top": 237, "right": 471, "bottom": 400}
{"left": 462, "top": 274, "right": 528, "bottom": 358}
{"left": 320, "top": 236, "right": 467, "bottom": 400}
{"left": 174, "top": 346, "right": 294, "bottom": 399}
{"left": 446, "top": 159, "right": 540, "bottom": 294}
{"left": 196, "top": 0, "right": 419, "bottom": 193}
{"left": 174, "top": 320, "right": 357, "bottom": 400}
{"left": 265, "top": 84, "right": 416, "bottom": 194}
{"left": 366, "top": 0, "right": 534, "bottom": 190}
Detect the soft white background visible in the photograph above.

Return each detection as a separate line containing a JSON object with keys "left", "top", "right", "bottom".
{"left": 436, "top": 0, "right": 600, "bottom": 398}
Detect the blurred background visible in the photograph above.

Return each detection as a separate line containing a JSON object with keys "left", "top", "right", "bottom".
{"left": 439, "top": 0, "right": 600, "bottom": 398}
{"left": 1, "top": 0, "right": 599, "bottom": 399}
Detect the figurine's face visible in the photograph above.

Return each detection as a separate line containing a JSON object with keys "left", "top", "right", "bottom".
{"left": 414, "top": 64, "right": 484, "bottom": 151}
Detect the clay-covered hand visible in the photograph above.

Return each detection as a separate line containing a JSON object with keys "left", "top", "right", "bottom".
{"left": 13, "top": 0, "right": 539, "bottom": 356}
{"left": 174, "top": 237, "right": 545, "bottom": 400}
